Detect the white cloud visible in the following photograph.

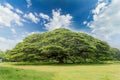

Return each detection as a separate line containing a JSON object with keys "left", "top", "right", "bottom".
{"left": 88, "top": 0, "right": 120, "bottom": 48}
{"left": 0, "top": 37, "right": 21, "bottom": 51}
{"left": 42, "top": 9, "right": 72, "bottom": 31}
{"left": 26, "top": 0, "right": 32, "bottom": 8}
{"left": 16, "top": 9, "right": 23, "bottom": 14}
{"left": 0, "top": 31, "right": 38, "bottom": 51}
{"left": 39, "top": 13, "right": 50, "bottom": 20}
{"left": 24, "top": 13, "right": 40, "bottom": 24}
{"left": 0, "top": 31, "right": 43, "bottom": 51}
{"left": 92, "top": 0, "right": 108, "bottom": 21}
{"left": 0, "top": 37, "right": 6, "bottom": 42}
{"left": 4, "top": 3, "right": 13, "bottom": 10}
{"left": 83, "top": 21, "right": 87, "bottom": 25}
{"left": 11, "top": 28, "right": 16, "bottom": 34}
{"left": 0, "top": 3, "right": 23, "bottom": 27}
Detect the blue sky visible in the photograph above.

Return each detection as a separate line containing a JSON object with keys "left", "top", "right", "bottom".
{"left": 0, "top": 0, "right": 120, "bottom": 51}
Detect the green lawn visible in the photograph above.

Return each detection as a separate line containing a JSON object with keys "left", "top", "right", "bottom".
{"left": 0, "top": 62, "right": 120, "bottom": 80}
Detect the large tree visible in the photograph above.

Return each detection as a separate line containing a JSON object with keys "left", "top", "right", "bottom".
{"left": 5, "top": 28, "right": 112, "bottom": 63}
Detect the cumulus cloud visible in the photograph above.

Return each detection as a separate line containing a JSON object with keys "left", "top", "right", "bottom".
{"left": 88, "top": 0, "right": 120, "bottom": 48}
{"left": 39, "top": 13, "right": 50, "bottom": 20}
{"left": 83, "top": 21, "right": 87, "bottom": 25}
{"left": 0, "top": 31, "right": 39, "bottom": 51}
{"left": 11, "top": 28, "right": 16, "bottom": 34}
{"left": 26, "top": 0, "right": 32, "bottom": 8}
{"left": 4, "top": 3, "right": 13, "bottom": 10}
{"left": 0, "top": 37, "right": 6, "bottom": 42}
{"left": 0, "top": 3, "right": 23, "bottom": 27}
{"left": 0, "top": 2, "right": 41, "bottom": 51}
{"left": 0, "top": 37, "right": 21, "bottom": 51}
{"left": 24, "top": 13, "right": 40, "bottom": 24}
{"left": 16, "top": 9, "right": 23, "bottom": 14}
{"left": 41, "top": 9, "right": 72, "bottom": 31}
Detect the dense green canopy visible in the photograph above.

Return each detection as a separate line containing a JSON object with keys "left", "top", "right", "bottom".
{"left": 5, "top": 28, "right": 114, "bottom": 63}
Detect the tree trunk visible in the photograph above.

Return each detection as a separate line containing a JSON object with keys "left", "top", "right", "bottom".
{"left": 58, "top": 58, "right": 64, "bottom": 63}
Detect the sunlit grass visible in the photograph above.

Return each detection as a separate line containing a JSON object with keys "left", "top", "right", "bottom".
{"left": 0, "top": 62, "right": 120, "bottom": 80}
{"left": 0, "top": 66, "right": 54, "bottom": 80}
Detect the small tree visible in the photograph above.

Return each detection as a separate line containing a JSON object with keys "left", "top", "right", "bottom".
{"left": 111, "top": 48, "right": 120, "bottom": 60}
{"left": 0, "top": 51, "right": 5, "bottom": 62}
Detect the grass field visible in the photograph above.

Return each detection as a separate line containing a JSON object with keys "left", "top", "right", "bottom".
{"left": 0, "top": 62, "right": 120, "bottom": 80}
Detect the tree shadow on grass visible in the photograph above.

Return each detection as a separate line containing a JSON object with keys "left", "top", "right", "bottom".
{"left": 4, "top": 61, "right": 117, "bottom": 67}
